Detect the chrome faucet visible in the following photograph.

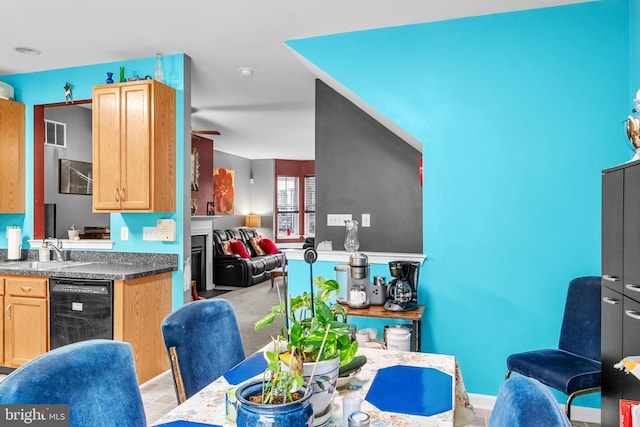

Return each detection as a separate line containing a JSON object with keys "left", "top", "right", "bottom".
{"left": 46, "top": 238, "right": 65, "bottom": 262}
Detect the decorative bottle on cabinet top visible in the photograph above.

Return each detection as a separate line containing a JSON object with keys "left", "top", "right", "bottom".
{"left": 154, "top": 51, "right": 164, "bottom": 83}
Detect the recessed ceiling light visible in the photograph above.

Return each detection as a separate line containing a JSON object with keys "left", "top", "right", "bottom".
{"left": 15, "top": 47, "right": 41, "bottom": 56}
{"left": 238, "top": 67, "right": 253, "bottom": 77}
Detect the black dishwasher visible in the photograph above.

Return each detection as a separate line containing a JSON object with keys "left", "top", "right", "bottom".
{"left": 49, "top": 277, "right": 114, "bottom": 350}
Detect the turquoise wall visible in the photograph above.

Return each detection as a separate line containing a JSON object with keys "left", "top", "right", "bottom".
{"left": 286, "top": 0, "right": 631, "bottom": 405}
{"left": 0, "top": 54, "right": 186, "bottom": 309}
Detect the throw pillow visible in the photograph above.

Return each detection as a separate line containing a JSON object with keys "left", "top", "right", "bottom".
{"left": 258, "top": 238, "right": 280, "bottom": 255}
{"left": 250, "top": 237, "right": 266, "bottom": 256}
{"left": 221, "top": 238, "right": 237, "bottom": 255}
{"left": 229, "top": 240, "right": 251, "bottom": 259}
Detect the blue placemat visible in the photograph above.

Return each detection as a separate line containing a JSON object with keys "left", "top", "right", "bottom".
{"left": 365, "top": 365, "right": 452, "bottom": 417}
{"left": 155, "top": 421, "right": 221, "bottom": 427}
{"left": 223, "top": 352, "right": 268, "bottom": 385}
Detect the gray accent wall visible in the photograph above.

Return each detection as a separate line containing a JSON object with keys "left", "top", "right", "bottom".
{"left": 315, "top": 80, "right": 422, "bottom": 253}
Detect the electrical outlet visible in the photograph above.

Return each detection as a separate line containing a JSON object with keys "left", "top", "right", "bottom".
{"left": 143, "top": 227, "right": 157, "bottom": 241}
{"left": 362, "top": 213, "right": 371, "bottom": 227}
{"left": 120, "top": 226, "right": 128, "bottom": 241}
{"left": 327, "top": 214, "right": 352, "bottom": 227}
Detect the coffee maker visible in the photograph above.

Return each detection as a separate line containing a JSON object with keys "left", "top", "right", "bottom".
{"left": 384, "top": 261, "right": 420, "bottom": 312}
{"left": 347, "top": 252, "right": 370, "bottom": 309}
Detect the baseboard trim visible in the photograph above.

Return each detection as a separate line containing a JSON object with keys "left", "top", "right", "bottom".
{"left": 467, "top": 393, "right": 601, "bottom": 424}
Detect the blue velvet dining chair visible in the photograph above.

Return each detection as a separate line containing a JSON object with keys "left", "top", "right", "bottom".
{"left": 505, "top": 275, "right": 601, "bottom": 418}
{"left": 0, "top": 339, "right": 146, "bottom": 427}
{"left": 488, "top": 376, "right": 572, "bottom": 427}
{"left": 161, "top": 298, "right": 246, "bottom": 403}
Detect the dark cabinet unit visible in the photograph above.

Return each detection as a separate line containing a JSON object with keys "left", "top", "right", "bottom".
{"left": 602, "top": 161, "right": 640, "bottom": 425}
{"left": 601, "top": 285, "right": 623, "bottom": 427}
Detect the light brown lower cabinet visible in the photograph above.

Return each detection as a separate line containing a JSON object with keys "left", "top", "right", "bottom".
{"left": 3, "top": 276, "right": 49, "bottom": 368}
{"left": 113, "top": 272, "right": 172, "bottom": 384}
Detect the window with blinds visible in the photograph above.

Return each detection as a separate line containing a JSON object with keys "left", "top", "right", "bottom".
{"left": 277, "top": 176, "right": 299, "bottom": 237}
{"left": 44, "top": 119, "right": 66, "bottom": 147}
{"left": 304, "top": 176, "right": 315, "bottom": 236}
{"left": 275, "top": 160, "right": 315, "bottom": 242}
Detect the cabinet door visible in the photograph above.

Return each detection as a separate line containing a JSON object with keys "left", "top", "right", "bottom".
{"left": 93, "top": 85, "right": 123, "bottom": 211}
{"left": 603, "top": 169, "right": 624, "bottom": 293}
{"left": 601, "top": 286, "right": 623, "bottom": 427}
{"left": 120, "top": 83, "right": 151, "bottom": 210}
{"left": 5, "top": 296, "right": 48, "bottom": 368}
{"left": 623, "top": 296, "right": 640, "bottom": 402}
{"left": 625, "top": 165, "right": 640, "bottom": 301}
{"left": 0, "top": 99, "right": 25, "bottom": 213}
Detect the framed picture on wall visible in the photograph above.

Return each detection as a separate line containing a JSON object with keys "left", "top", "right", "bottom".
{"left": 59, "top": 159, "right": 92, "bottom": 195}
{"left": 214, "top": 167, "right": 234, "bottom": 214}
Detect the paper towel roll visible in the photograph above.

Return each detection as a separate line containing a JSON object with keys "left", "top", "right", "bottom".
{"left": 7, "top": 227, "right": 21, "bottom": 260}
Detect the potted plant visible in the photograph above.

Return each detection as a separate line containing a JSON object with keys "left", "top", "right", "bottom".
{"left": 235, "top": 339, "right": 314, "bottom": 426}
{"left": 253, "top": 275, "right": 359, "bottom": 426}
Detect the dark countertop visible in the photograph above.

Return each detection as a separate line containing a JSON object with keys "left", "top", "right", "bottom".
{"left": 0, "top": 251, "right": 178, "bottom": 280}
{"left": 0, "top": 261, "right": 177, "bottom": 280}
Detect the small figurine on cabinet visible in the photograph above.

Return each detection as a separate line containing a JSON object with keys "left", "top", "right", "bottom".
{"left": 64, "top": 82, "right": 73, "bottom": 103}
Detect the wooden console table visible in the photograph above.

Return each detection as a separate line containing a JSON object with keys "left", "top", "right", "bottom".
{"left": 339, "top": 303, "right": 425, "bottom": 352}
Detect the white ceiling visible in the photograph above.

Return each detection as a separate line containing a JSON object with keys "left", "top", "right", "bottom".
{"left": 1, "top": 0, "right": 585, "bottom": 160}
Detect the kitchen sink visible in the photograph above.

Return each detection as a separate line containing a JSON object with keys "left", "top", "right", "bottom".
{"left": 0, "top": 260, "right": 95, "bottom": 271}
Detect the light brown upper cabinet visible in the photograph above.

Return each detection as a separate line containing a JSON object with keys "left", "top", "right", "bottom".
{"left": 92, "top": 80, "right": 176, "bottom": 212}
{"left": 0, "top": 98, "right": 25, "bottom": 213}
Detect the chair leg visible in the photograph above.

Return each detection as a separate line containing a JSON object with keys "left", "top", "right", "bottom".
{"left": 565, "top": 387, "right": 601, "bottom": 419}
{"left": 191, "top": 280, "right": 205, "bottom": 301}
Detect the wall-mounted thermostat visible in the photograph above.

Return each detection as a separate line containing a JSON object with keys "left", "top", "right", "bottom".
{"left": 157, "top": 219, "right": 176, "bottom": 241}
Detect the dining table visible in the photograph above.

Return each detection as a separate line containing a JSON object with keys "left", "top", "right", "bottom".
{"left": 153, "top": 345, "right": 475, "bottom": 427}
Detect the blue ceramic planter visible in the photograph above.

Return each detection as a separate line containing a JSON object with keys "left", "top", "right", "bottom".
{"left": 235, "top": 380, "right": 314, "bottom": 427}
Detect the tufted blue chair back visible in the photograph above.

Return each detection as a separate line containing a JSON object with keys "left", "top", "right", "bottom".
{"left": 558, "top": 276, "right": 601, "bottom": 361}
{"left": 0, "top": 339, "right": 146, "bottom": 427}
{"left": 161, "top": 298, "right": 245, "bottom": 403}
{"left": 488, "top": 376, "right": 572, "bottom": 427}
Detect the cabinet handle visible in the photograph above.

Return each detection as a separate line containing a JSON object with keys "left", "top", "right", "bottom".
{"left": 114, "top": 188, "right": 119, "bottom": 202}
{"left": 120, "top": 187, "right": 125, "bottom": 201}
{"left": 603, "top": 275, "right": 621, "bottom": 282}
{"left": 625, "top": 310, "right": 640, "bottom": 320}
{"left": 625, "top": 284, "right": 640, "bottom": 293}
{"left": 20, "top": 286, "right": 32, "bottom": 293}
{"left": 6, "top": 304, "right": 11, "bottom": 319}
{"left": 603, "top": 297, "right": 620, "bottom": 305}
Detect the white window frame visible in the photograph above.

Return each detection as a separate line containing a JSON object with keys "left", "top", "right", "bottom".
{"left": 44, "top": 119, "right": 67, "bottom": 148}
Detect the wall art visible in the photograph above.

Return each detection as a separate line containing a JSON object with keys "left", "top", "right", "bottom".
{"left": 214, "top": 167, "right": 234, "bottom": 214}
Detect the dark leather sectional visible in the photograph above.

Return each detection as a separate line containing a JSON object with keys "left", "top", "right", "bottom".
{"left": 213, "top": 228, "right": 286, "bottom": 287}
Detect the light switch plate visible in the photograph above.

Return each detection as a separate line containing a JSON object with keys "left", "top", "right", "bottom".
{"left": 143, "top": 227, "right": 158, "bottom": 241}
{"left": 120, "top": 226, "right": 128, "bottom": 241}
{"left": 327, "top": 214, "right": 352, "bottom": 227}
{"left": 362, "top": 213, "right": 371, "bottom": 227}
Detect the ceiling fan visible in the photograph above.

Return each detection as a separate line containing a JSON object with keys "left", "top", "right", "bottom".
{"left": 191, "top": 130, "right": 221, "bottom": 138}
